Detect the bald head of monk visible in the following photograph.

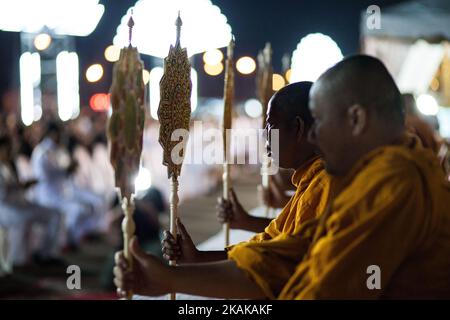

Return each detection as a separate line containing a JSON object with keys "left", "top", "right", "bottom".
{"left": 266, "top": 81, "right": 317, "bottom": 170}
{"left": 308, "top": 55, "right": 404, "bottom": 176}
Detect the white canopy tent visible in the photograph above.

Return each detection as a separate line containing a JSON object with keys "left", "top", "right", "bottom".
{"left": 360, "top": 0, "right": 450, "bottom": 107}
{"left": 362, "top": 0, "right": 450, "bottom": 40}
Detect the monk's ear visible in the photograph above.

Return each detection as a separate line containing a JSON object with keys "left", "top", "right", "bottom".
{"left": 295, "top": 116, "right": 305, "bottom": 141}
{"left": 347, "top": 104, "right": 367, "bottom": 136}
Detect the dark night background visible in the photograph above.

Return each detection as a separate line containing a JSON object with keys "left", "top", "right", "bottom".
{"left": 0, "top": 0, "right": 409, "bottom": 108}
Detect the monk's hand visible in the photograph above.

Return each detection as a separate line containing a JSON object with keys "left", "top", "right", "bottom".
{"left": 217, "top": 189, "right": 250, "bottom": 229}
{"left": 114, "top": 237, "right": 172, "bottom": 297}
{"left": 161, "top": 218, "right": 199, "bottom": 264}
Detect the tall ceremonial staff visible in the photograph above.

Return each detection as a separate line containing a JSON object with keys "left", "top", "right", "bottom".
{"left": 222, "top": 37, "right": 235, "bottom": 247}
{"left": 157, "top": 12, "right": 192, "bottom": 301}
{"left": 256, "top": 43, "right": 273, "bottom": 218}
{"left": 107, "top": 13, "right": 146, "bottom": 300}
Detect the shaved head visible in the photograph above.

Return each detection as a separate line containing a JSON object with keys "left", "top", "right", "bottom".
{"left": 269, "top": 81, "right": 314, "bottom": 129}
{"left": 313, "top": 55, "right": 404, "bottom": 127}
{"left": 308, "top": 55, "right": 405, "bottom": 176}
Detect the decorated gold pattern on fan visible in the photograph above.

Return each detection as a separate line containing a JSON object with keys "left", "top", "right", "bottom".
{"left": 256, "top": 42, "right": 273, "bottom": 129}
{"left": 158, "top": 13, "right": 192, "bottom": 179}
{"left": 108, "top": 16, "right": 145, "bottom": 199}
{"left": 223, "top": 37, "right": 235, "bottom": 157}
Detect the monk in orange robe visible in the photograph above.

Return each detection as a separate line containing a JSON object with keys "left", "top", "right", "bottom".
{"left": 159, "top": 81, "right": 330, "bottom": 268}
{"left": 276, "top": 56, "right": 450, "bottom": 299}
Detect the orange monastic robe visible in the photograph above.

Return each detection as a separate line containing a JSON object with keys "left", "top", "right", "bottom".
{"left": 252, "top": 156, "right": 329, "bottom": 241}
{"left": 228, "top": 156, "right": 330, "bottom": 298}
{"left": 279, "top": 140, "right": 450, "bottom": 299}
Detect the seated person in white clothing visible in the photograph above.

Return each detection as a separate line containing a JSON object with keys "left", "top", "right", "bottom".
{"left": 0, "top": 135, "right": 63, "bottom": 267}
{"left": 31, "top": 122, "right": 97, "bottom": 250}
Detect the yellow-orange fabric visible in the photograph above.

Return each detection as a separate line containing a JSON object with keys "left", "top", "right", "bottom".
{"left": 228, "top": 156, "right": 330, "bottom": 298}
{"left": 279, "top": 141, "right": 450, "bottom": 299}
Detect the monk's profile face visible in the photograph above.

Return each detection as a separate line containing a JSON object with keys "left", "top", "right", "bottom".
{"left": 308, "top": 83, "right": 365, "bottom": 176}
{"left": 266, "top": 98, "right": 306, "bottom": 169}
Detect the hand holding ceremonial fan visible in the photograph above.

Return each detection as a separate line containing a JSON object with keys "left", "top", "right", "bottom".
{"left": 107, "top": 15, "right": 145, "bottom": 299}
{"left": 157, "top": 13, "right": 192, "bottom": 300}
